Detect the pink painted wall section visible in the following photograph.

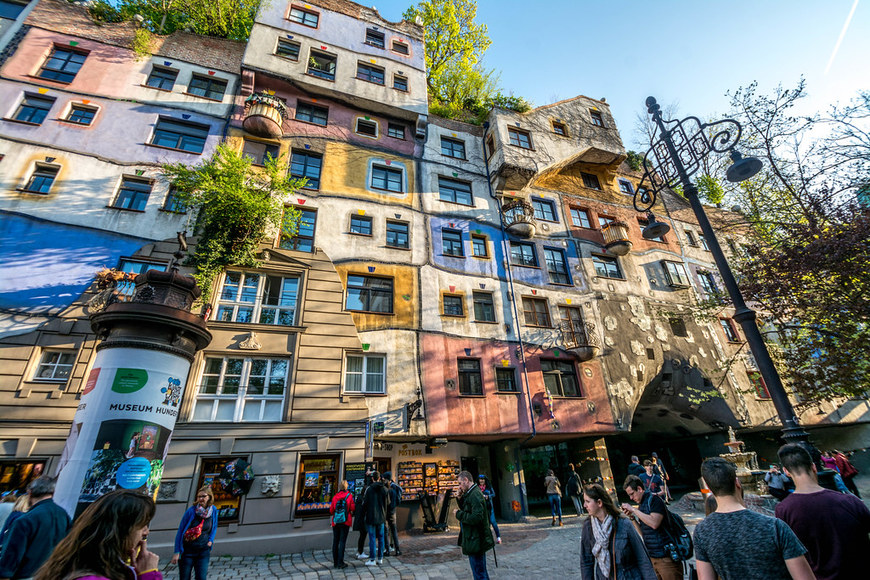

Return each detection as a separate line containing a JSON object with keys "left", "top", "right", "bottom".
{"left": 421, "top": 334, "right": 531, "bottom": 437}
{"left": 420, "top": 334, "right": 615, "bottom": 437}
{"left": 232, "top": 73, "right": 418, "bottom": 158}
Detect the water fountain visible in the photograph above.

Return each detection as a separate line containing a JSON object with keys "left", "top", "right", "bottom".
{"left": 719, "top": 427, "right": 767, "bottom": 494}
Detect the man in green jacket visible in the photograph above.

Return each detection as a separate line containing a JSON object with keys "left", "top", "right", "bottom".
{"left": 453, "top": 471, "right": 494, "bottom": 580}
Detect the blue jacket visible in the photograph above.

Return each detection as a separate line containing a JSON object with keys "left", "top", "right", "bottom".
{"left": 0, "top": 498, "right": 70, "bottom": 579}
{"left": 174, "top": 505, "right": 218, "bottom": 554}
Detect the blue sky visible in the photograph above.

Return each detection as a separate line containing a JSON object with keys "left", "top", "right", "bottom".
{"left": 372, "top": 0, "right": 870, "bottom": 148}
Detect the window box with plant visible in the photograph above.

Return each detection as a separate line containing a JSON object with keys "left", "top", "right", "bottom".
{"left": 243, "top": 92, "right": 289, "bottom": 139}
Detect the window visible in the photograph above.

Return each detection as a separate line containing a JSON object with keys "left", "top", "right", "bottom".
{"left": 365, "top": 29, "right": 385, "bottom": 48}
{"left": 187, "top": 74, "right": 227, "bottom": 100}
{"left": 699, "top": 233, "right": 710, "bottom": 251}
{"left": 442, "top": 229, "right": 464, "bottom": 257}
{"left": 295, "top": 101, "right": 328, "bottom": 126}
{"left": 522, "top": 297, "right": 550, "bottom": 327}
{"left": 720, "top": 319, "right": 740, "bottom": 342}
{"left": 582, "top": 172, "right": 601, "bottom": 190}
{"left": 371, "top": 165, "right": 403, "bottom": 193}
{"left": 387, "top": 122, "right": 404, "bottom": 139}
{"left": 385, "top": 220, "right": 409, "bottom": 249}
{"left": 0, "top": 1, "right": 27, "bottom": 20}
{"left": 289, "top": 5, "right": 319, "bottom": 27}
{"left": 597, "top": 215, "right": 615, "bottom": 228}
{"left": 393, "top": 75, "right": 408, "bottom": 91}
{"left": 458, "top": 359, "right": 482, "bottom": 395}
{"left": 65, "top": 104, "right": 96, "bottom": 125}
{"left": 111, "top": 177, "right": 152, "bottom": 211}
{"left": 552, "top": 121, "right": 567, "bottom": 136}
{"left": 307, "top": 50, "right": 336, "bottom": 80}
{"left": 438, "top": 177, "right": 473, "bottom": 205}
{"left": 544, "top": 248, "right": 571, "bottom": 284}
{"left": 685, "top": 230, "right": 698, "bottom": 247}
{"left": 344, "top": 354, "right": 385, "bottom": 393}
{"left": 471, "top": 235, "right": 488, "bottom": 258}
{"left": 150, "top": 118, "right": 209, "bottom": 154}
{"left": 162, "top": 187, "right": 186, "bottom": 213}
{"left": 495, "top": 368, "right": 517, "bottom": 392}
{"left": 698, "top": 271, "right": 719, "bottom": 294}
{"left": 570, "top": 207, "right": 592, "bottom": 229}
{"left": 391, "top": 40, "right": 409, "bottom": 55}
{"left": 33, "top": 350, "right": 75, "bottom": 381}
{"left": 216, "top": 271, "right": 300, "bottom": 325}
{"left": 443, "top": 294, "right": 464, "bottom": 316}
{"left": 12, "top": 94, "right": 54, "bottom": 124}
{"left": 280, "top": 207, "right": 316, "bottom": 252}
{"left": 0, "top": 461, "right": 46, "bottom": 496}
{"left": 638, "top": 217, "right": 666, "bottom": 242}
{"left": 357, "top": 62, "right": 384, "bottom": 84}
{"left": 662, "top": 261, "right": 690, "bottom": 287}
{"left": 486, "top": 135, "right": 495, "bottom": 158}
{"left": 589, "top": 110, "right": 604, "bottom": 127}
{"left": 22, "top": 164, "right": 58, "bottom": 194}
{"left": 560, "top": 307, "right": 588, "bottom": 346}
{"left": 510, "top": 242, "right": 538, "bottom": 267}
{"left": 532, "top": 198, "right": 557, "bottom": 221}
{"left": 290, "top": 150, "right": 322, "bottom": 189}
{"left": 349, "top": 214, "right": 372, "bottom": 236}
{"left": 541, "top": 359, "right": 581, "bottom": 396}
{"left": 441, "top": 137, "right": 466, "bottom": 159}
{"left": 618, "top": 180, "right": 634, "bottom": 195}
{"left": 472, "top": 291, "right": 495, "bottom": 322}
{"left": 345, "top": 275, "right": 392, "bottom": 313}
{"left": 748, "top": 371, "right": 770, "bottom": 399}
{"left": 193, "top": 357, "right": 288, "bottom": 422}
{"left": 38, "top": 46, "right": 87, "bottom": 83}
{"left": 592, "top": 255, "right": 622, "bottom": 278}
{"left": 669, "top": 317, "right": 688, "bottom": 337}
{"left": 276, "top": 39, "right": 300, "bottom": 60}
{"left": 145, "top": 66, "right": 178, "bottom": 90}
{"left": 242, "top": 140, "right": 280, "bottom": 165}
{"left": 355, "top": 118, "right": 378, "bottom": 137}
{"left": 117, "top": 259, "right": 166, "bottom": 296}
{"left": 508, "top": 127, "right": 532, "bottom": 149}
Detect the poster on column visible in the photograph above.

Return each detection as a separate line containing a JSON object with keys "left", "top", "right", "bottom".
{"left": 54, "top": 348, "right": 189, "bottom": 518}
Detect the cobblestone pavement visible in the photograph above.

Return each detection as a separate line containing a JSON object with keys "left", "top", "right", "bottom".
{"left": 161, "top": 514, "right": 587, "bottom": 579}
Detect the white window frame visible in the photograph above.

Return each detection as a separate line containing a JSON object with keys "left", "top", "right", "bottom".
{"left": 192, "top": 356, "right": 288, "bottom": 422}
{"left": 32, "top": 349, "right": 76, "bottom": 382}
{"left": 215, "top": 271, "right": 301, "bottom": 326}
{"left": 662, "top": 260, "right": 690, "bottom": 287}
{"left": 343, "top": 353, "right": 386, "bottom": 394}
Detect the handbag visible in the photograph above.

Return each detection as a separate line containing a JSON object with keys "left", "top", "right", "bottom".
{"left": 183, "top": 517, "right": 204, "bottom": 542}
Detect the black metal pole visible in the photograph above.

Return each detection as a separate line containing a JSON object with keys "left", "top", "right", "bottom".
{"left": 649, "top": 107, "right": 810, "bottom": 444}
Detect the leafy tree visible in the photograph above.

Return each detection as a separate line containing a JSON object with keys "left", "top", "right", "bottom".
{"left": 717, "top": 81, "right": 870, "bottom": 405}
{"left": 87, "top": 0, "right": 259, "bottom": 39}
{"left": 161, "top": 144, "right": 304, "bottom": 301}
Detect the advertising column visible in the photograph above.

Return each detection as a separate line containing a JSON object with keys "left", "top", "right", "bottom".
{"left": 54, "top": 266, "right": 211, "bottom": 518}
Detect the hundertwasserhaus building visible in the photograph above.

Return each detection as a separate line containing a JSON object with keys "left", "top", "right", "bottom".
{"left": 0, "top": 0, "right": 867, "bottom": 555}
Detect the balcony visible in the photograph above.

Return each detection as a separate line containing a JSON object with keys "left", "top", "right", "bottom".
{"left": 561, "top": 320, "right": 600, "bottom": 361}
{"left": 602, "top": 221, "right": 632, "bottom": 256}
{"left": 243, "top": 93, "right": 288, "bottom": 138}
{"left": 501, "top": 199, "right": 537, "bottom": 238}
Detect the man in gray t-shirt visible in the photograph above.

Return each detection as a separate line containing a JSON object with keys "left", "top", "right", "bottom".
{"left": 694, "top": 457, "right": 813, "bottom": 580}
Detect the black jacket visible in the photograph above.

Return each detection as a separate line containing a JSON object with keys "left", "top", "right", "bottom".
{"left": 386, "top": 482, "right": 402, "bottom": 515}
{"left": 362, "top": 481, "right": 389, "bottom": 526}
{"left": 0, "top": 498, "right": 70, "bottom": 579}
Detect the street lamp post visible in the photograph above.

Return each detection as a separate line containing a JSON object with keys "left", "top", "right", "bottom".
{"left": 635, "top": 96, "right": 810, "bottom": 444}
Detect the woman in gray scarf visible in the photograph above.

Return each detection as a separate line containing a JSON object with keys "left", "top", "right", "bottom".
{"left": 580, "top": 484, "right": 656, "bottom": 580}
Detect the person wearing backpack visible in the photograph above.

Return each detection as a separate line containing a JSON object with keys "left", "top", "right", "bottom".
{"left": 329, "top": 480, "right": 356, "bottom": 569}
{"left": 565, "top": 463, "right": 585, "bottom": 516}
{"left": 622, "top": 475, "right": 683, "bottom": 580}
{"left": 382, "top": 472, "right": 402, "bottom": 556}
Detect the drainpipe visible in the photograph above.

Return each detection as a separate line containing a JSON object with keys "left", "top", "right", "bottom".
{"left": 482, "top": 121, "right": 537, "bottom": 515}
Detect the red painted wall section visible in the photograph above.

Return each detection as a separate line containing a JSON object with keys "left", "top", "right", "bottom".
{"left": 420, "top": 334, "right": 615, "bottom": 437}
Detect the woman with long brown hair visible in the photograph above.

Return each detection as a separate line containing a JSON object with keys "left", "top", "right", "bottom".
{"left": 34, "top": 489, "right": 160, "bottom": 580}
{"left": 580, "top": 484, "right": 655, "bottom": 580}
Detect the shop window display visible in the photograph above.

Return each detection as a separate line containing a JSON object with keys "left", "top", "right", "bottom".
{"left": 0, "top": 461, "right": 45, "bottom": 494}
{"left": 295, "top": 454, "right": 340, "bottom": 517}
{"left": 197, "top": 456, "right": 246, "bottom": 523}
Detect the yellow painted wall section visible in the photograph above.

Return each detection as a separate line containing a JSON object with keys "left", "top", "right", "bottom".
{"left": 334, "top": 263, "right": 418, "bottom": 331}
